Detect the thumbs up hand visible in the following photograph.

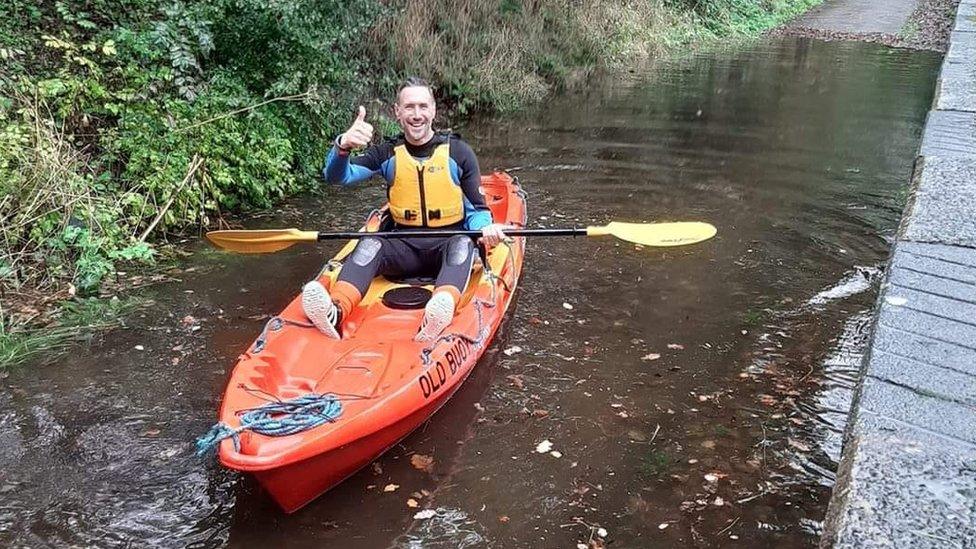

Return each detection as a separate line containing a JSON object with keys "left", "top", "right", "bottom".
{"left": 338, "top": 105, "right": 373, "bottom": 150}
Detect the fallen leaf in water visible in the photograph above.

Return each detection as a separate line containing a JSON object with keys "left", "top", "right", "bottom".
{"left": 499, "top": 515, "right": 510, "bottom": 523}
{"left": 597, "top": 527, "right": 608, "bottom": 537}
{"left": 563, "top": 302, "right": 574, "bottom": 310}
{"left": 507, "top": 375, "right": 525, "bottom": 390}
{"left": 170, "top": 357, "right": 180, "bottom": 366}
{"left": 532, "top": 409, "right": 549, "bottom": 418}
{"left": 411, "top": 454, "right": 435, "bottom": 473}
{"left": 701, "top": 440, "right": 716, "bottom": 449}
{"left": 658, "top": 523, "right": 669, "bottom": 530}
{"left": 536, "top": 440, "right": 553, "bottom": 453}
{"left": 788, "top": 439, "right": 811, "bottom": 452}
{"left": 550, "top": 451, "right": 562, "bottom": 458}
{"left": 704, "top": 474, "right": 719, "bottom": 483}
{"left": 383, "top": 483, "right": 399, "bottom": 492}
{"left": 617, "top": 411, "right": 629, "bottom": 418}
{"left": 667, "top": 343, "right": 684, "bottom": 350}
{"left": 713, "top": 497, "right": 725, "bottom": 506}
{"left": 406, "top": 498, "right": 419, "bottom": 508}
{"left": 143, "top": 429, "right": 161, "bottom": 437}
{"left": 182, "top": 315, "right": 196, "bottom": 325}
{"left": 134, "top": 345, "right": 145, "bottom": 351}
{"left": 641, "top": 353, "right": 661, "bottom": 361}
{"left": 413, "top": 509, "right": 436, "bottom": 519}
{"left": 503, "top": 346, "right": 523, "bottom": 356}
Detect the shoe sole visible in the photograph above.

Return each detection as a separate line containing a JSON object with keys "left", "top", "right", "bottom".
{"left": 302, "top": 281, "right": 341, "bottom": 339}
{"left": 415, "top": 293, "right": 455, "bottom": 342}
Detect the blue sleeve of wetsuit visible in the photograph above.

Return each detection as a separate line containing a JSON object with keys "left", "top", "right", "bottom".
{"left": 322, "top": 136, "right": 383, "bottom": 185}
{"left": 449, "top": 139, "right": 493, "bottom": 231}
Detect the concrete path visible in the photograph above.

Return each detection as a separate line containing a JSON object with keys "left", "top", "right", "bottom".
{"left": 821, "top": 2, "right": 976, "bottom": 547}
{"left": 790, "top": 0, "right": 919, "bottom": 33}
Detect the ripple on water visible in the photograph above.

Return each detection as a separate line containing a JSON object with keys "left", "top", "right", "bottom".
{"left": 398, "top": 508, "right": 487, "bottom": 549}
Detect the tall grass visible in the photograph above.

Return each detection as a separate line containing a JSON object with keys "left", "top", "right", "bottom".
{"left": 0, "top": 296, "right": 142, "bottom": 369}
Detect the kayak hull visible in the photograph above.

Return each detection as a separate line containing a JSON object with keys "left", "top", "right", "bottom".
{"left": 214, "top": 172, "right": 526, "bottom": 512}
{"left": 254, "top": 365, "right": 468, "bottom": 512}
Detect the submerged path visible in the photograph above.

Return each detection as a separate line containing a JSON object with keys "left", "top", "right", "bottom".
{"left": 791, "top": 0, "right": 918, "bottom": 34}
{"left": 822, "top": 1, "right": 976, "bottom": 547}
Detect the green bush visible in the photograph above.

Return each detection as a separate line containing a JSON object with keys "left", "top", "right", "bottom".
{"left": 1, "top": 0, "right": 378, "bottom": 295}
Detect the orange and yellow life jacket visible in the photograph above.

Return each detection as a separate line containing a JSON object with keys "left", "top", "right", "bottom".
{"left": 389, "top": 143, "right": 464, "bottom": 227}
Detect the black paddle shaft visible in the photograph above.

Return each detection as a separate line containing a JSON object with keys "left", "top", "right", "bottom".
{"left": 315, "top": 228, "right": 586, "bottom": 240}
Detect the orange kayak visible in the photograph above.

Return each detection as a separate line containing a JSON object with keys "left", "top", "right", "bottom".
{"left": 213, "top": 172, "right": 526, "bottom": 512}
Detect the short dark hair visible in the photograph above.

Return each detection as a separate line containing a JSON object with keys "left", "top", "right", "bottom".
{"left": 397, "top": 76, "right": 434, "bottom": 103}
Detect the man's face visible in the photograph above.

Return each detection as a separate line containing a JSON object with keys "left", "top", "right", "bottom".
{"left": 394, "top": 85, "right": 436, "bottom": 145}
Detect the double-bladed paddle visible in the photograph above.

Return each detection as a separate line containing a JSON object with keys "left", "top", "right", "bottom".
{"left": 206, "top": 222, "right": 717, "bottom": 254}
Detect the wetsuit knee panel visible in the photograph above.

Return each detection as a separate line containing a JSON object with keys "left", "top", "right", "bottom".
{"left": 446, "top": 235, "right": 474, "bottom": 266}
{"left": 351, "top": 237, "right": 383, "bottom": 266}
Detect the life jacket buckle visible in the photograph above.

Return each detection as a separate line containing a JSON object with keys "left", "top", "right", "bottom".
{"left": 403, "top": 210, "right": 418, "bottom": 221}
{"left": 429, "top": 209, "right": 442, "bottom": 220}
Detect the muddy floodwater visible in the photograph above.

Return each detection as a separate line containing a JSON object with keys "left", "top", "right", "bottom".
{"left": 0, "top": 37, "right": 941, "bottom": 547}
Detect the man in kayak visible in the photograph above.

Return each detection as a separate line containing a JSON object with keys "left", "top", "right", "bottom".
{"left": 302, "top": 77, "right": 509, "bottom": 341}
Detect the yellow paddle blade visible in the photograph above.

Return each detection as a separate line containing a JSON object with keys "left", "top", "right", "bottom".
{"left": 205, "top": 229, "right": 319, "bottom": 254}
{"left": 586, "top": 222, "right": 717, "bottom": 247}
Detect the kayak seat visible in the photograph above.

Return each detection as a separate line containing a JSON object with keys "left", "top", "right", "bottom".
{"left": 381, "top": 286, "right": 432, "bottom": 309}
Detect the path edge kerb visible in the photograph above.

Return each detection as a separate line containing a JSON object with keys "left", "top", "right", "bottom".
{"left": 820, "top": 1, "right": 976, "bottom": 547}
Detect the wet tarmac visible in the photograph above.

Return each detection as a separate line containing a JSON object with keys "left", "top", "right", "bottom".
{"left": 0, "top": 37, "right": 941, "bottom": 548}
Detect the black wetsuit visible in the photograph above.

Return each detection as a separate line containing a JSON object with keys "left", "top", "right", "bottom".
{"left": 322, "top": 132, "right": 491, "bottom": 296}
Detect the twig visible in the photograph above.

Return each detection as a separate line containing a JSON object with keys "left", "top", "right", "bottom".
{"left": 910, "top": 530, "right": 960, "bottom": 547}
{"left": 175, "top": 92, "right": 311, "bottom": 133}
{"left": 799, "top": 363, "right": 814, "bottom": 382}
{"left": 138, "top": 154, "right": 204, "bottom": 242}
{"left": 650, "top": 423, "right": 661, "bottom": 443}
{"left": 736, "top": 490, "right": 769, "bottom": 504}
{"left": 715, "top": 517, "right": 739, "bottom": 536}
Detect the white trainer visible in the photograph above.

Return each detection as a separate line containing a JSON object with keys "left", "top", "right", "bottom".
{"left": 301, "top": 281, "right": 340, "bottom": 339}
{"left": 415, "top": 291, "right": 457, "bottom": 342}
